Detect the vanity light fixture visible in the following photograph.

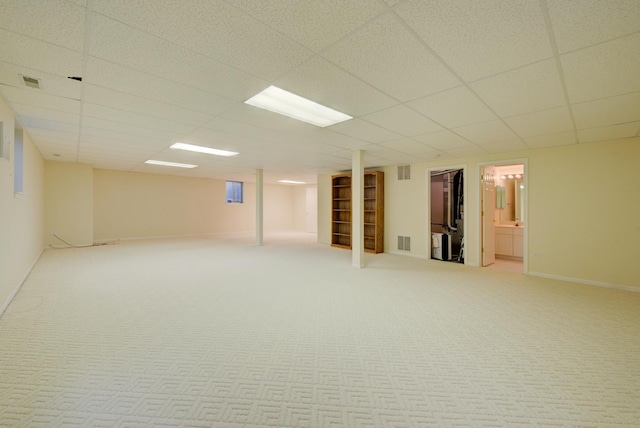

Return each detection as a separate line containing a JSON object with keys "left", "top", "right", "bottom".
{"left": 145, "top": 160, "right": 197, "bottom": 169}
{"left": 245, "top": 85, "right": 352, "bottom": 127}
{"left": 170, "top": 142, "right": 238, "bottom": 157}
{"left": 278, "top": 180, "right": 307, "bottom": 184}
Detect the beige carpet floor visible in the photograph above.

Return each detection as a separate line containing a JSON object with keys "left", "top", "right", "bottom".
{"left": 0, "top": 232, "right": 638, "bottom": 427}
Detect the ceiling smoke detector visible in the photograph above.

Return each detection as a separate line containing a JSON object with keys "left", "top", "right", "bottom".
{"left": 21, "top": 75, "right": 41, "bottom": 89}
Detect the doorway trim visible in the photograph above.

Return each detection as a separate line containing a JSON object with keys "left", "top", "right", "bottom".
{"left": 426, "top": 164, "right": 468, "bottom": 265}
{"left": 477, "top": 158, "right": 529, "bottom": 274}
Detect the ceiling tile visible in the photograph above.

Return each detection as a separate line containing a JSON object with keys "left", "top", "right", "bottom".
{"left": 85, "top": 59, "right": 238, "bottom": 115}
{"left": 443, "top": 146, "right": 488, "bottom": 158}
{"left": 547, "top": 0, "right": 640, "bottom": 53}
{"left": 275, "top": 56, "right": 397, "bottom": 117}
{"left": 561, "top": 33, "right": 640, "bottom": 103}
{"left": 572, "top": 92, "right": 640, "bottom": 130}
{"left": 0, "top": 62, "right": 82, "bottom": 100}
{"left": 0, "top": 86, "right": 80, "bottom": 114}
{"left": 20, "top": 117, "right": 79, "bottom": 134}
{"left": 378, "top": 138, "right": 437, "bottom": 155}
{"left": 0, "top": 29, "right": 83, "bottom": 77}
{"left": 0, "top": 0, "right": 86, "bottom": 52}
{"left": 305, "top": 130, "right": 370, "bottom": 150}
{"left": 13, "top": 104, "right": 80, "bottom": 125}
{"left": 413, "top": 130, "right": 475, "bottom": 150}
{"left": 83, "top": 85, "right": 215, "bottom": 127}
{"left": 470, "top": 59, "right": 566, "bottom": 117}
{"left": 481, "top": 140, "right": 530, "bottom": 154}
{"left": 577, "top": 122, "right": 640, "bottom": 144}
{"left": 396, "top": 0, "right": 552, "bottom": 81}
{"left": 201, "top": 117, "right": 294, "bottom": 147}
{"left": 453, "top": 120, "right": 521, "bottom": 145}
{"left": 505, "top": 106, "right": 574, "bottom": 138}
{"left": 34, "top": 141, "right": 76, "bottom": 160}
{"left": 224, "top": 0, "right": 387, "bottom": 52}
{"left": 92, "top": 0, "right": 312, "bottom": 81}
{"left": 88, "top": 15, "right": 268, "bottom": 101}
{"left": 81, "top": 117, "right": 182, "bottom": 145}
{"left": 524, "top": 131, "right": 577, "bottom": 148}
{"left": 361, "top": 104, "right": 442, "bottom": 136}
{"left": 322, "top": 13, "right": 460, "bottom": 101}
{"left": 82, "top": 103, "right": 195, "bottom": 135}
{"left": 27, "top": 128, "right": 79, "bottom": 143}
{"left": 330, "top": 119, "right": 401, "bottom": 144}
{"left": 220, "top": 103, "right": 318, "bottom": 134}
{"left": 409, "top": 86, "right": 497, "bottom": 128}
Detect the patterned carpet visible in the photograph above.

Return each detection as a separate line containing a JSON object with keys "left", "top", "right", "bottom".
{"left": 1, "top": 233, "right": 638, "bottom": 427}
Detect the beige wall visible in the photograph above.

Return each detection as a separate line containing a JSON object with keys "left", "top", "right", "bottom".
{"left": 0, "top": 98, "right": 44, "bottom": 313}
{"left": 317, "top": 174, "right": 332, "bottom": 244}
{"left": 44, "top": 161, "right": 94, "bottom": 247}
{"left": 93, "top": 169, "right": 296, "bottom": 240}
{"left": 319, "top": 138, "right": 640, "bottom": 289}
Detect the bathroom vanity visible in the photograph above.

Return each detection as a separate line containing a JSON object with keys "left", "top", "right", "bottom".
{"left": 495, "top": 225, "right": 523, "bottom": 258}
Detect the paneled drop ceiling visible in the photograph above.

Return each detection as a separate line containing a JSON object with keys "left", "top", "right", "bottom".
{"left": 0, "top": 0, "right": 639, "bottom": 184}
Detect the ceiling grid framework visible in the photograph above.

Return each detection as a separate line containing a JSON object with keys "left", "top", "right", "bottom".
{"left": 0, "top": 0, "right": 638, "bottom": 184}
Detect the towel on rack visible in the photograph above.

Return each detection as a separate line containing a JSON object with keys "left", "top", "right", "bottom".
{"left": 432, "top": 234, "right": 440, "bottom": 248}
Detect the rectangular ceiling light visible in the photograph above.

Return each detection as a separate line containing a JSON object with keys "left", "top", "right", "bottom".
{"left": 170, "top": 142, "right": 238, "bottom": 157}
{"left": 278, "top": 180, "right": 307, "bottom": 184}
{"left": 145, "top": 160, "right": 197, "bottom": 168}
{"left": 245, "top": 85, "right": 352, "bottom": 127}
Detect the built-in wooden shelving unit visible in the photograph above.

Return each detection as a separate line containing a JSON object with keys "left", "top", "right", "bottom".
{"left": 331, "top": 171, "right": 384, "bottom": 253}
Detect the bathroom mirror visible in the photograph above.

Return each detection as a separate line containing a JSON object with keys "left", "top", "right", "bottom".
{"left": 494, "top": 165, "right": 525, "bottom": 224}
{"left": 515, "top": 178, "right": 525, "bottom": 222}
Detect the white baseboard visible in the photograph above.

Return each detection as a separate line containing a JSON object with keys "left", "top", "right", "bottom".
{"left": 528, "top": 271, "right": 639, "bottom": 293}
{"left": 93, "top": 230, "right": 255, "bottom": 244}
{"left": 0, "top": 248, "right": 44, "bottom": 317}
{"left": 385, "top": 250, "right": 429, "bottom": 260}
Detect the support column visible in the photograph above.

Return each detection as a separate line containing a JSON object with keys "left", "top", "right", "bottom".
{"left": 352, "top": 150, "right": 364, "bottom": 268}
{"left": 256, "top": 169, "right": 264, "bottom": 246}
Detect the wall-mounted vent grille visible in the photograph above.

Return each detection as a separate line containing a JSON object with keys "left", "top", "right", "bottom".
{"left": 397, "top": 236, "right": 411, "bottom": 251}
{"left": 397, "top": 165, "right": 411, "bottom": 180}
{"left": 21, "top": 75, "right": 40, "bottom": 89}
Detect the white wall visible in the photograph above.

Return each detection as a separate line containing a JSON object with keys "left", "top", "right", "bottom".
{"left": 93, "top": 169, "right": 296, "bottom": 241}
{"left": 319, "top": 138, "right": 640, "bottom": 289}
{"left": 44, "top": 161, "right": 94, "bottom": 247}
{"left": 0, "top": 98, "right": 44, "bottom": 313}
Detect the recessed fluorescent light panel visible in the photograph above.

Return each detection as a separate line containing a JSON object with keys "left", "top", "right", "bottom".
{"left": 144, "top": 160, "right": 197, "bottom": 169}
{"left": 245, "top": 86, "right": 352, "bottom": 127}
{"left": 278, "top": 180, "right": 306, "bottom": 184}
{"left": 170, "top": 142, "right": 238, "bottom": 157}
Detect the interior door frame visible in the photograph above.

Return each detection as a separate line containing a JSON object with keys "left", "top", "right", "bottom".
{"left": 426, "top": 164, "right": 468, "bottom": 264}
{"left": 477, "top": 158, "right": 529, "bottom": 274}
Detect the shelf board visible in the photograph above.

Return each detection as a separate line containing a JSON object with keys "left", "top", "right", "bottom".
{"left": 333, "top": 221, "right": 351, "bottom": 224}
{"left": 332, "top": 233, "right": 351, "bottom": 237}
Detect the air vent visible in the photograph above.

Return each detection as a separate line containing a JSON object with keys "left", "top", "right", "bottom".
{"left": 397, "top": 236, "right": 411, "bottom": 251}
{"left": 397, "top": 165, "right": 411, "bottom": 180}
{"left": 21, "top": 75, "right": 41, "bottom": 89}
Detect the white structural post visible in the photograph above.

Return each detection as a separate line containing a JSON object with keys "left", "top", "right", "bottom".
{"left": 352, "top": 150, "right": 364, "bottom": 268}
{"left": 256, "top": 169, "right": 264, "bottom": 246}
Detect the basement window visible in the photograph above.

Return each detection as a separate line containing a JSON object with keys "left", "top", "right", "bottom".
{"left": 226, "top": 181, "right": 243, "bottom": 204}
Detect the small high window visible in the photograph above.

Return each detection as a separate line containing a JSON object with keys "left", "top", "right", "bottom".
{"left": 226, "top": 181, "right": 243, "bottom": 204}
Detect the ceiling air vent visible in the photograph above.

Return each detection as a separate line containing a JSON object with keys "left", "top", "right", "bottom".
{"left": 21, "top": 75, "right": 40, "bottom": 89}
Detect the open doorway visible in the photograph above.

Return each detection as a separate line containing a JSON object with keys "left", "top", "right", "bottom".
{"left": 428, "top": 167, "right": 466, "bottom": 263}
{"left": 479, "top": 161, "right": 527, "bottom": 273}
